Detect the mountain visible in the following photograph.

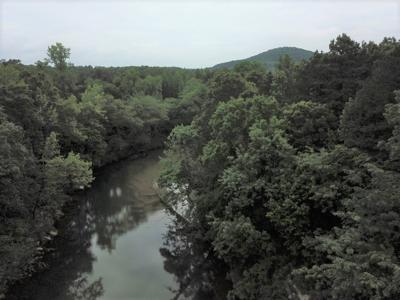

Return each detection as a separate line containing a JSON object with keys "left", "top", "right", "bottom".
{"left": 212, "top": 47, "right": 314, "bottom": 70}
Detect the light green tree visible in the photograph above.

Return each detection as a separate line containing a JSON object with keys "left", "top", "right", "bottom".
{"left": 47, "top": 42, "right": 71, "bottom": 71}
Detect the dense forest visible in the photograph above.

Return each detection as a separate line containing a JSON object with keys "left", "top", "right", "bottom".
{"left": 0, "top": 44, "right": 209, "bottom": 294}
{"left": 159, "top": 34, "right": 400, "bottom": 300}
{"left": 1, "top": 34, "right": 400, "bottom": 300}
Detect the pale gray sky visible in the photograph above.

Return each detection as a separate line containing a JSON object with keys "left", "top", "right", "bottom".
{"left": 1, "top": 0, "right": 399, "bottom": 68}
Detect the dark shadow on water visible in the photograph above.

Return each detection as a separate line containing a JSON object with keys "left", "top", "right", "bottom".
{"left": 5, "top": 196, "right": 101, "bottom": 300}
{"left": 160, "top": 218, "right": 231, "bottom": 300}
{"left": 6, "top": 151, "right": 229, "bottom": 300}
{"left": 6, "top": 151, "right": 169, "bottom": 300}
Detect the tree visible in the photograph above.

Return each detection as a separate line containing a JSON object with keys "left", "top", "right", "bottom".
{"left": 112, "top": 69, "right": 139, "bottom": 99}
{"left": 44, "top": 151, "right": 93, "bottom": 192}
{"left": 233, "top": 61, "right": 266, "bottom": 75}
{"left": 209, "top": 70, "right": 247, "bottom": 101}
{"left": 0, "top": 43, "right": 204, "bottom": 295}
{"left": 271, "top": 54, "right": 298, "bottom": 102}
{"left": 166, "top": 78, "right": 208, "bottom": 126}
{"left": 381, "top": 90, "right": 400, "bottom": 169}
{"left": 42, "top": 132, "right": 61, "bottom": 160}
{"left": 296, "top": 34, "right": 372, "bottom": 120}
{"left": 47, "top": 42, "right": 71, "bottom": 71}
{"left": 233, "top": 61, "right": 273, "bottom": 96}
{"left": 329, "top": 33, "right": 361, "bottom": 56}
{"left": 134, "top": 75, "right": 163, "bottom": 98}
{"left": 341, "top": 50, "right": 400, "bottom": 154}
{"left": 283, "top": 101, "right": 337, "bottom": 150}
{"left": 0, "top": 112, "right": 39, "bottom": 292}
{"left": 161, "top": 70, "right": 185, "bottom": 99}
{"left": 295, "top": 165, "right": 400, "bottom": 300}
{"left": 159, "top": 36, "right": 400, "bottom": 300}
{"left": 160, "top": 95, "right": 298, "bottom": 299}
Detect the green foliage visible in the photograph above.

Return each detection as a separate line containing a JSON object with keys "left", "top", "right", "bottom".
{"left": 112, "top": 69, "right": 139, "bottom": 99}
{"left": 54, "top": 95, "right": 86, "bottom": 148}
{"left": 47, "top": 42, "right": 71, "bottom": 71}
{"left": 42, "top": 132, "right": 61, "bottom": 160}
{"left": 233, "top": 61, "right": 273, "bottom": 96}
{"left": 341, "top": 50, "right": 400, "bottom": 153}
{"left": 297, "top": 34, "right": 374, "bottom": 118}
{"left": 0, "top": 45, "right": 202, "bottom": 293}
{"left": 209, "top": 70, "right": 247, "bottom": 101}
{"left": 160, "top": 35, "right": 400, "bottom": 300}
{"left": 0, "top": 113, "right": 36, "bottom": 223}
{"left": 135, "top": 75, "right": 163, "bottom": 98}
{"left": 233, "top": 61, "right": 266, "bottom": 75}
{"left": 45, "top": 151, "right": 93, "bottom": 192}
{"left": 166, "top": 78, "right": 208, "bottom": 126}
{"left": 272, "top": 54, "right": 298, "bottom": 102}
{"left": 3, "top": 35, "right": 400, "bottom": 299}
{"left": 283, "top": 101, "right": 337, "bottom": 150}
{"left": 130, "top": 96, "right": 169, "bottom": 126}
{"left": 161, "top": 70, "right": 185, "bottom": 99}
{"left": 0, "top": 113, "right": 40, "bottom": 291}
{"left": 295, "top": 166, "right": 400, "bottom": 300}
{"left": 0, "top": 65, "right": 56, "bottom": 155}
{"left": 382, "top": 90, "right": 400, "bottom": 168}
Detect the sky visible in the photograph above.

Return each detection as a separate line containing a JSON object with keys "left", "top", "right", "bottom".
{"left": 0, "top": 0, "right": 399, "bottom": 68}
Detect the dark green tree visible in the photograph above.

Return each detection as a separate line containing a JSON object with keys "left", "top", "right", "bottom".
{"left": 209, "top": 70, "right": 247, "bottom": 101}
{"left": 341, "top": 49, "right": 400, "bottom": 154}
{"left": 283, "top": 101, "right": 337, "bottom": 150}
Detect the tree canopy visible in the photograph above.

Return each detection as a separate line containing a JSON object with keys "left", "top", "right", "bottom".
{"left": 2, "top": 35, "right": 400, "bottom": 300}
{"left": 159, "top": 35, "right": 400, "bottom": 300}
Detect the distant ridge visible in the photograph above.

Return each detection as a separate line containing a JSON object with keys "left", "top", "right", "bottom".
{"left": 212, "top": 47, "right": 314, "bottom": 70}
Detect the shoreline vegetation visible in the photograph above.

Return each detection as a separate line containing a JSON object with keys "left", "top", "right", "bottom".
{"left": 0, "top": 42, "right": 207, "bottom": 294}
{"left": 158, "top": 34, "right": 400, "bottom": 300}
{"left": 1, "top": 34, "right": 400, "bottom": 299}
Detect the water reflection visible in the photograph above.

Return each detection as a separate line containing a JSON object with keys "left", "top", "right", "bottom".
{"left": 160, "top": 219, "right": 230, "bottom": 300}
{"left": 7, "top": 151, "right": 175, "bottom": 300}
{"left": 7, "top": 151, "right": 230, "bottom": 300}
{"left": 109, "top": 187, "right": 122, "bottom": 198}
{"left": 86, "top": 155, "right": 164, "bottom": 253}
{"left": 6, "top": 197, "right": 101, "bottom": 300}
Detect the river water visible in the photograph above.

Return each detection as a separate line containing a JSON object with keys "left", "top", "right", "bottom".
{"left": 7, "top": 151, "right": 180, "bottom": 300}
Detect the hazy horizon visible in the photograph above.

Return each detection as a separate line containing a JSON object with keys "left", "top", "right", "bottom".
{"left": 1, "top": 0, "right": 399, "bottom": 68}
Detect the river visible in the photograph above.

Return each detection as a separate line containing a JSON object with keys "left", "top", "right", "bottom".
{"left": 6, "top": 151, "right": 180, "bottom": 300}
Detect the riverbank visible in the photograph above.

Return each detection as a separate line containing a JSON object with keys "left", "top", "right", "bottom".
{"left": 4, "top": 150, "right": 177, "bottom": 300}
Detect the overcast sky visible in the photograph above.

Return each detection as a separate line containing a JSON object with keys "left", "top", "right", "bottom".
{"left": 1, "top": 0, "right": 399, "bottom": 68}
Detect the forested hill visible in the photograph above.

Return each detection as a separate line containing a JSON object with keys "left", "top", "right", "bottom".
{"left": 2, "top": 34, "right": 400, "bottom": 299}
{"left": 212, "top": 46, "right": 313, "bottom": 69}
